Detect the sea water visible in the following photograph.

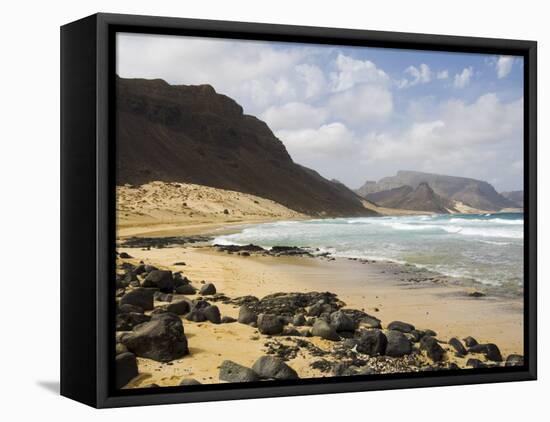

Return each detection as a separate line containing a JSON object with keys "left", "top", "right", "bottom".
{"left": 213, "top": 213, "right": 524, "bottom": 293}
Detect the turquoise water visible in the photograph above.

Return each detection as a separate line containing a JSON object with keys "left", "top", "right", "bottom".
{"left": 213, "top": 213, "right": 524, "bottom": 291}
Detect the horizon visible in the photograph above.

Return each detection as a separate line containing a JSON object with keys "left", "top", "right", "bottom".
{"left": 117, "top": 33, "right": 524, "bottom": 191}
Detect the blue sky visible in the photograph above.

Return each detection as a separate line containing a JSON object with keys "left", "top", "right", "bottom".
{"left": 117, "top": 33, "right": 524, "bottom": 191}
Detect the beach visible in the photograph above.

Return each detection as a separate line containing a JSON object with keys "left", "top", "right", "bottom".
{"left": 115, "top": 190, "right": 524, "bottom": 387}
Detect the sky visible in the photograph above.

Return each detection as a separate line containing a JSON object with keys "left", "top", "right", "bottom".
{"left": 117, "top": 33, "right": 524, "bottom": 192}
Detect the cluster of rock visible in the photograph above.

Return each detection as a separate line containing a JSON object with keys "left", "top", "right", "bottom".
{"left": 119, "top": 235, "right": 210, "bottom": 249}
{"left": 219, "top": 356, "right": 299, "bottom": 383}
{"left": 214, "top": 244, "right": 315, "bottom": 257}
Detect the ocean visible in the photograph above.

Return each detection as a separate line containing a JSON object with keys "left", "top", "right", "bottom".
{"left": 213, "top": 213, "right": 524, "bottom": 294}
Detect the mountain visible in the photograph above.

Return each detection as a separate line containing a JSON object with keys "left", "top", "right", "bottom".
{"left": 357, "top": 170, "right": 516, "bottom": 211}
{"left": 501, "top": 190, "right": 524, "bottom": 208}
{"left": 116, "top": 77, "right": 374, "bottom": 217}
{"left": 366, "top": 183, "right": 456, "bottom": 213}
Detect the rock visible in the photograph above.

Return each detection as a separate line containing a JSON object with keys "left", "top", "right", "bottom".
{"left": 179, "top": 378, "right": 201, "bottom": 386}
{"left": 241, "top": 252, "right": 250, "bottom": 257}
{"left": 238, "top": 305, "right": 258, "bottom": 325}
{"left": 463, "top": 336, "right": 478, "bottom": 348}
{"left": 166, "top": 300, "right": 191, "bottom": 315}
{"left": 292, "top": 314, "right": 306, "bottom": 326}
{"left": 359, "top": 315, "right": 382, "bottom": 329}
{"left": 385, "top": 330, "right": 412, "bottom": 357}
{"left": 116, "top": 343, "right": 128, "bottom": 355}
{"left": 420, "top": 336, "right": 446, "bottom": 362}
{"left": 469, "top": 343, "right": 503, "bottom": 362}
{"left": 468, "top": 291, "right": 485, "bottom": 297}
{"left": 175, "top": 284, "right": 196, "bottom": 295}
{"left": 121, "top": 313, "right": 188, "bottom": 362}
{"left": 120, "top": 288, "right": 154, "bottom": 311}
{"left": 409, "top": 330, "right": 426, "bottom": 342}
{"left": 143, "top": 270, "right": 174, "bottom": 292}
{"left": 329, "top": 310, "right": 356, "bottom": 332}
{"left": 449, "top": 337, "right": 468, "bottom": 356}
{"left": 219, "top": 360, "right": 259, "bottom": 383}
{"left": 185, "top": 309, "right": 207, "bottom": 322}
{"left": 307, "top": 303, "right": 323, "bottom": 317}
{"left": 356, "top": 330, "right": 387, "bottom": 355}
{"left": 387, "top": 321, "right": 415, "bottom": 333}
{"left": 257, "top": 313, "right": 284, "bottom": 335}
{"left": 221, "top": 316, "right": 237, "bottom": 323}
{"left": 118, "top": 303, "right": 144, "bottom": 314}
{"left": 252, "top": 356, "right": 299, "bottom": 380}
{"left": 116, "top": 312, "right": 151, "bottom": 331}
{"left": 282, "top": 326, "right": 301, "bottom": 336}
{"left": 424, "top": 329, "right": 437, "bottom": 337}
{"left": 154, "top": 292, "right": 173, "bottom": 302}
{"left": 199, "top": 283, "right": 216, "bottom": 295}
{"left": 173, "top": 262, "right": 186, "bottom": 266}
{"left": 467, "top": 358, "right": 487, "bottom": 368}
{"left": 115, "top": 352, "right": 138, "bottom": 388}
{"left": 505, "top": 354, "right": 524, "bottom": 367}
{"left": 203, "top": 305, "right": 221, "bottom": 324}
{"left": 311, "top": 319, "right": 340, "bottom": 341}
{"left": 119, "top": 252, "right": 133, "bottom": 259}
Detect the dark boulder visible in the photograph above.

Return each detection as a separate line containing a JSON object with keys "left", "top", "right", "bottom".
{"left": 387, "top": 321, "right": 415, "bottom": 333}
{"left": 385, "top": 330, "right": 412, "bottom": 357}
{"left": 118, "top": 303, "right": 144, "bottom": 314}
{"left": 311, "top": 319, "right": 340, "bottom": 341}
{"left": 121, "top": 313, "right": 188, "bottom": 362}
{"left": 257, "top": 313, "right": 284, "bottom": 335}
{"left": 463, "top": 336, "right": 478, "bottom": 348}
{"left": 330, "top": 310, "right": 356, "bottom": 332}
{"left": 359, "top": 315, "right": 382, "bottom": 329}
{"left": 115, "top": 352, "right": 138, "bottom": 388}
{"left": 469, "top": 343, "right": 503, "bottom": 362}
{"left": 179, "top": 378, "right": 201, "bottom": 386}
{"left": 449, "top": 337, "right": 468, "bottom": 356}
{"left": 199, "top": 283, "right": 217, "bottom": 295}
{"left": 120, "top": 288, "right": 154, "bottom": 311}
{"left": 116, "top": 343, "right": 129, "bottom": 355}
{"left": 356, "top": 330, "right": 387, "bottom": 355}
{"left": 420, "top": 336, "right": 446, "bottom": 362}
{"left": 238, "top": 305, "right": 258, "bottom": 325}
{"left": 292, "top": 314, "right": 306, "bottom": 326}
{"left": 154, "top": 292, "right": 173, "bottom": 302}
{"left": 185, "top": 309, "right": 207, "bottom": 322}
{"left": 119, "top": 252, "right": 133, "bottom": 259}
{"left": 466, "top": 358, "right": 487, "bottom": 368}
{"left": 221, "top": 316, "right": 237, "bottom": 324}
{"left": 166, "top": 300, "right": 191, "bottom": 315}
{"left": 175, "top": 284, "right": 196, "bottom": 295}
{"left": 116, "top": 312, "right": 151, "bottom": 331}
{"left": 252, "top": 356, "right": 299, "bottom": 380}
{"left": 505, "top": 354, "right": 524, "bottom": 367}
{"left": 143, "top": 270, "right": 174, "bottom": 292}
{"left": 219, "top": 360, "right": 259, "bottom": 383}
{"left": 203, "top": 305, "right": 221, "bottom": 324}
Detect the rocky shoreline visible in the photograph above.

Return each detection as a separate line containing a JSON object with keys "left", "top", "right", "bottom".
{"left": 114, "top": 243, "right": 524, "bottom": 389}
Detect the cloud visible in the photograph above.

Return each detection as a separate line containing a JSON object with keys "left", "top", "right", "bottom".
{"left": 397, "top": 64, "right": 432, "bottom": 88}
{"left": 329, "top": 54, "right": 390, "bottom": 92}
{"left": 436, "top": 70, "right": 449, "bottom": 79}
{"left": 295, "top": 63, "right": 327, "bottom": 99}
{"left": 329, "top": 84, "right": 393, "bottom": 125}
{"left": 261, "top": 102, "right": 329, "bottom": 131}
{"left": 496, "top": 56, "right": 514, "bottom": 78}
{"left": 276, "top": 122, "right": 357, "bottom": 157}
{"left": 453, "top": 67, "right": 474, "bottom": 88}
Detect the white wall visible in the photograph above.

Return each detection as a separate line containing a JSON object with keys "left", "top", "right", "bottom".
{"left": 2, "top": 0, "right": 546, "bottom": 420}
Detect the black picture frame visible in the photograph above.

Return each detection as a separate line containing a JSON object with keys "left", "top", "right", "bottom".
{"left": 60, "top": 12, "right": 537, "bottom": 408}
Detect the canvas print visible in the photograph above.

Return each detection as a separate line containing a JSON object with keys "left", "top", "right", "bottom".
{"left": 114, "top": 33, "right": 525, "bottom": 390}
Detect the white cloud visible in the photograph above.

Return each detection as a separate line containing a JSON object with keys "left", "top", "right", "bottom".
{"left": 329, "top": 54, "right": 390, "bottom": 92}
{"left": 437, "top": 70, "right": 449, "bottom": 79}
{"left": 295, "top": 64, "right": 327, "bottom": 99}
{"left": 276, "top": 122, "right": 357, "bottom": 157}
{"left": 261, "top": 102, "right": 328, "bottom": 131}
{"left": 400, "top": 64, "right": 432, "bottom": 88}
{"left": 496, "top": 56, "right": 514, "bottom": 78}
{"left": 329, "top": 84, "right": 393, "bottom": 125}
{"left": 453, "top": 67, "right": 474, "bottom": 88}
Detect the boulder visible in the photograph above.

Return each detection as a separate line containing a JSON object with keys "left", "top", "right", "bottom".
{"left": 143, "top": 270, "right": 174, "bottom": 292}
{"left": 120, "top": 288, "right": 154, "bottom": 311}
{"left": 166, "top": 300, "right": 191, "bottom": 315}
{"left": 292, "top": 314, "right": 306, "bottom": 326}
{"left": 118, "top": 303, "right": 144, "bottom": 314}
{"left": 221, "top": 316, "right": 237, "bottom": 324}
{"left": 238, "top": 305, "right": 258, "bottom": 325}
{"left": 469, "top": 343, "right": 503, "bottom": 362}
{"left": 466, "top": 358, "right": 487, "bottom": 368}
{"left": 385, "top": 330, "right": 412, "bottom": 357}
{"left": 115, "top": 352, "right": 138, "bottom": 388}
{"left": 463, "top": 336, "right": 478, "bottom": 348}
{"left": 311, "top": 319, "right": 340, "bottom": 341}
{"left": 359, "top": 315, "right": 382, "bottom": 329}
{"left": 449, "top": 337, "right": 468, "bottom": 356}
{"left": 329, "top": 310, "right": 356, "bottom": 332}
{"left": 356, "top": 330, "right": 387, "bottom": 356}
{"left": 505, "top": 354, "right": 524, "bottom": 367}
{"left": 121, "top": 313, "right": 188, "bottom": 362}
{"left": 179, "top": 378, "right": 201, "bottom": 386}
{"left": 185, "top": 309, "right": 207, "bottom": 322}
{"left": 116, "top": 312, "right": 151, "bottom": 331}
{"left": 203, "top": 305, "right": 221, "bottom": 324}
{"left": 175, "top": 284, "right": 196, "bottom": 295}
{"left": 257, "top": 313, "right": 284, "bottom": 335}
{"left": 252, "top": 356, "right": 299, "bottom": 380}
{"left": 219, "top": 360, "right": 259, "bottom": 383}
{"left": 420, "top": 336, "right": 446, "bottom": 362}
{"left": 154, "top": 292, "right": 173, "bottom": 302}
{"left": 387, "top": 321, "right": 415, "bottom": 333}
{"left": 119, "top": 252, "right": 133, "bottom": 259}
{"left": 199, "top": 283, "right": 217, "bottom": 295}
{"left": 115, "top": 343, "right": 129, "bottom": 355}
